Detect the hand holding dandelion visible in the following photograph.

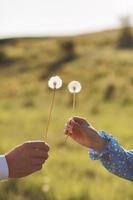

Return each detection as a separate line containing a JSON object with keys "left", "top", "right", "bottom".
{"left": 45, "top": 76, "right": 62, "bottom": 141}
{"left": 65, "top": 81, "right": 82, "bottom": 142}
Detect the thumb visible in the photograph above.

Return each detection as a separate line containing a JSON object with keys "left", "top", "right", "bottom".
{"left": 72, "top": 116, "right": 90, "bottom": 126}
{"left": 70, "top": 120, "right": 83, "bottom": 138}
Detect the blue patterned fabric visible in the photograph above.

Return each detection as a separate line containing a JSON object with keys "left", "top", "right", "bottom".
{"left": 89, "top": 131, "right": 133, "bottom": 181}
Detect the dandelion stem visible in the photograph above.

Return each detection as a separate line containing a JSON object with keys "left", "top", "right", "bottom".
{"left": 65, "top": 92, "right": 76, "bottom": 143}
{"left": 73, "top": 92, "right": 76, "bottom": 113}
{"left": 45, "top": 88, "right": 56, "bottom": 141}
{"left": 65, "top": 134, "right": 69, "bottom": 143}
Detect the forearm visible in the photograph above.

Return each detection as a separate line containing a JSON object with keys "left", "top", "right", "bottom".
{"left": 89, "top": 131, "right": 133, "bottom": 181}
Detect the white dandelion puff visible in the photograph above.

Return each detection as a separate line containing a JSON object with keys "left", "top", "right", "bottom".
{"left": 68, "top": 81, "right": 82, "bottom": 93}
{"left": 45, "top": 76, "right": 62, "bottom": 141}
{"left": 48, "top": 76, "right": 62, "bottom": 89}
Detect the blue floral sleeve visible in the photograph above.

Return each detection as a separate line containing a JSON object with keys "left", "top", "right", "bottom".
{"left": 89, "top": 131, "right": 133, "bottom": 181}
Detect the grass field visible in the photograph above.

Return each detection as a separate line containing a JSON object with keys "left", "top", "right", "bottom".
{"left": 0, "top": 29, "right": 133, "bottom": 200}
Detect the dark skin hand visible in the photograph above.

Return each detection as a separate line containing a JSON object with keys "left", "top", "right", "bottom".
{"left": 5, "top": 141, "right": 49, "bottom": 178}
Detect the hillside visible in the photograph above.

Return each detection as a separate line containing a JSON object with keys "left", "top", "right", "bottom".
{"left": 0, "top": 29, "right": 133, "bottom": 200}
{"left": 0, "top": 29, "right": 133, "bottom": 103}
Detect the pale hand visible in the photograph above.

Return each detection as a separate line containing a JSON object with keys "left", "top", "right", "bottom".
{"left": 5, "top": 141, "right": 49, "bottom": 178}
{"left": 65, "top": 117, "right": 107, "bottom": 152}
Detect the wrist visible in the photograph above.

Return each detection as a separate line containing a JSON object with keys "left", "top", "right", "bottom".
{"left": 91, "top": 136, "right": 108, "bottom": 153}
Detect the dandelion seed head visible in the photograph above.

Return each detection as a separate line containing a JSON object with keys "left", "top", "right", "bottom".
{"left": 48, "top": 76, "right": 62, "bottom": 89}
{"left": 68, "top": 81, "right": 82, "bottom": 93}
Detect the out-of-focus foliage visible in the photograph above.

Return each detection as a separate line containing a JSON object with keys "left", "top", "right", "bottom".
{"left": 0, "top": 29, "right": 133, "bottom": 200}
{"left": 117, "top": 16, "right": 133, "bottom": 49}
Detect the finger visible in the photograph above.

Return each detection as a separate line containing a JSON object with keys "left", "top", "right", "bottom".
{"left": 31, "top": 158, "right": 46, "bottom": 165}
{"left": 64, "top": 127, "right": 68, "bottom": 135}
{"left": 30, "top": 165, "right": 43, "bottom": 173}
{"left": 64, "top": 123, "right": 68, "bottom": 131}
{"left": 31, "top": 150, "right": 49, "bottom": 159}
{"left": 65, "top": 117, "right": 74, "bottom": 127}
{"left": 64, "top": 124, "right": 72, "bottom": 134}
{"left": 66, "top": 125, "right": 73, "bottom": 133}
{"left": 72, "top": 116, "right": 90, "bottom": 125}
{"left": 65, "top": 121, "right": 71, "bottom": 126}
{"left": 26, "top": 141, "right": 50, "bottom": 151}
{"left": 70, "top": 120, "right": 82, "bottom": 137}
{"left": 64, "top": 129, "right": 72, "bottom": 136}
{"left": 65, "top": 119, "right": 77, "bottom": 131}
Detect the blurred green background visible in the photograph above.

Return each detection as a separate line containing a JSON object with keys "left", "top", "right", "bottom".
{"left": 0, "top": 28, "right": 133, "bottom": 200}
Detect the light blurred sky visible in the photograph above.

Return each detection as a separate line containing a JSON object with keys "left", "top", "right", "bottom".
{"left": 0, "top": 0, "right": 133, "bottom": 38}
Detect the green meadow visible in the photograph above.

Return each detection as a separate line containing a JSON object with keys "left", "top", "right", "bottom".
{"left": 0, "top": 29, "right": 133, "bottom": 200}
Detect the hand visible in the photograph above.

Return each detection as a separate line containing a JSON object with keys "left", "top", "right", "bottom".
{"left": 5, "top": 141, "right": 49, "bottom": 178}
{"left": 65, "top": 116, "right": 107, "bottom": 152}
